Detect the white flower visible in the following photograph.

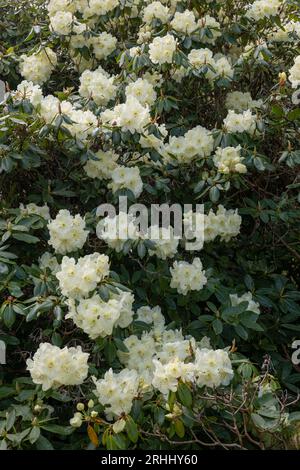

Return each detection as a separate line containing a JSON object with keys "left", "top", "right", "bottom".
{"left": 188, "top": 48, "right": 214, "bottom": 68}
{"left": 12, "top": 80, "right": 43, "bottom": 107}
{"left": 152, "top": 358, "right": 194, "bottom": 394}
{"left": 19, "top": 203, "right": 50, "bottom": 220}
{"left": 197, "top": 15, "right": 221, "bottom": 44}
{"left": 84, "top": 149, "right": 119, "bottom": 180}
{"left": 96, "top": 212, "right": 140, "bottom": 252}
{"left": 146, "top": 225, "right": 179, "bottom": 260}
{"left": 149, "top": 34, "right": 177, "bottom": 65}
{"left": 56, "top": 252, "right": 110, "bottom": 299}
{"left": 225, "top": 91, "right": 262, "bottom": 112}
{"left": 170, "top": 257, "right": 207, "bottom": 295}
{"left": 289, "top": 56, "right": 300, "bottom": 88}
{"left": 230, "top": 292, "right": 260, "bottom": 314}
{"left": 223, "top": 109, "right": 256, "bottom": 134}
{"left": 79, "top": 67, "right": 117, "bottom": 106}
{"left": 101, "top": 95, "right": 151, "bottom": 134}
{"left": 66, "top": 292, "right": 133, "bottom": 339}
{"left": 90, "top": 32, "right": 117, "bottom": 60}
{"left": 70, "top": 412, "right": 83, "bottom": 428}
{"left": 194, "top": 348, "right": 233, "bottom": 387}
{"left": 171, "top": 10, "right": 197, "bottom": 35}
{"left": 20, "top": 48, "right": 57, "bottom": 84}
{"left": 205, "top": 205, "right": 242, "bottom": 242}
{"left": 245, "top": 0, "right": 281, "bottom": 21}
{"left": 39, "top": 252, "right": 60, "bottom": 274}
{"left": 164, "top": 125, "right": 213, "bottom": 164}
{"left": 136, "top": 305, "right": 165, "bottom": 328}
{"left": 213, "top": 146, "right": 247, "bottom": 174}
{"left": 39, "top": 95, "right": 73, "bottom": 124}
{"left": 93, "top": 368, "right": 139, "bottom": 418}
{"left": 26, "top": 343, "right": 89, "bottom": 391}
{"left": 82, "top": 0, "right": 119, "bottom": 19}
{"left": 47, "top": 209, "right": 88, "bottom": 254}
{"left": 143, "top": 1, "right": 169, "bottom": 24}
{"left": 50, "top": 11, "right": 73, "bottom": 35}
{"left": 125, "top": 78, "right": 157, "bottom": 107}
{"left": 108, "top": 166, "right": 143, "bottom": 198}
{"left": 47, "top": 0, "right": 76, "bottom": 16}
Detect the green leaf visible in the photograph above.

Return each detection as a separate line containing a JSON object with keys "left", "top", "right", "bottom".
{"left": 40, "top": 424, "right": 74, "bottom": 435}
{"left": 209, "top": 186, "right": 220, "bottom": 202}
{"left": 177, "top": 382, "right": 192, "bottom": 408}
{"left": 212, "top": 318, "right": 223, "bottom": 335}
{"left": 29, "top": 426, "right": 40, "bottom": 444}
{"left": 12, "top": 233, "right": 40, "bottom": 244}
{"left": 126, "top": 417, "right": 138, "bottom": 443}
{"left": 174, "top": 419, "right": 185, "bottom": 438}
{"left": 35, "top": 435, "right": 54, "bottom": 450}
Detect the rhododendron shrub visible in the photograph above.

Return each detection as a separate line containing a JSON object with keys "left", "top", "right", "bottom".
{"left": 0, "top": 0, "right": 300, "bottom": 450}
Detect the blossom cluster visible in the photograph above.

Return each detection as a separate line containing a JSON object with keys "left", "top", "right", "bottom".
{"left": 26, "top": 343, "right": 89, "bottom": 391}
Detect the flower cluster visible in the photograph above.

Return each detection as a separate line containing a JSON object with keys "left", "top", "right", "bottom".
{"left": 93, "top": 368, "right": 140, "bottom": 419}
{"left": 47, "top": 210, "right": 88, "bottom": 254}
{"left": 170, "top": 257, "right": 207, "bottom": 295}
{"left": 213, "top": 146, "right": 247, "bottom": 174}
{"left": 20, "top": 48, "right": 57, "bottom": 84}
{"left": 56, "top": 253, "right": 110, "bottom": 298}
{"left": 224, "top": 110, "right": 257, "bottom": 134}
{"left": 79, "top": 67, "right": 117, "bottom": 106}
{"left": 19, "top": 203, "right": 50, "bottom": 220}
{"left": 66, "top": 290, "right": 134, "bottom": 339}
{"left": 26, "top": 343, "right": 89, "bottom": 391}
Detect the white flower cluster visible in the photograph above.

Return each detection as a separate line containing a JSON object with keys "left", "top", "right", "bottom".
{"left": 204, "top": 205, "right": 242, "bottom": 242}
{"left": 39, "top": 252, "right": 60, "bottom": 274}
{"left": 269, "top": 21, "right": 300, "bottom": 43}
{"left": 56, "top": 252, "right": 110, "bottom": 298}
{"left": 143, "top": 1, "right": 169, "bottom": 24}
{"left": 225, "top": 91, "right": 262, "bottom": 112}
{"left": 245, "top": 0, "right": 281, "bottom": 21}
{"left": 146, "top": 226, "right": 179, "bottom": 260}
{"left": 198, "top": 15, "right": 221, "bottom": 45}
{"left": 47, "top": 209, "right": 88, "bottom": 254}
{"left": 20, "top": 48, "right": 57, "bottom": 84}
{"left": 101, "top": 95, "right": 151, "bottom": 134}
{"left": 223, "top": 109, "right": 257, "bottom": 134}
{"left": 163, "top": 125, "right": 214, "bottom": 164}
{"left": 19, "top": 203, "right": 50, "bottom": 220}
{"left": 97, "top": 212, "right": 140, "bottom": 252}
{"left": 81, "top": 0, "right": 119, "bottom": 18}
{"left": 90, "top": 32, "right": 118, "bottom": 60}
{"left": 230, "top": 291, "right": 260, "bottom": 314}
{"left": 108, "top": 166, "right": 143, "bottom": 198}
{"left": 213, "top": 145, "right": 247, "bottom": 174}
{"left": 12, "top": 81, "right": 43, "bottom": 107}
{"left": 192, "top": 348, "right": 233, "bottom": 388}
{"left": 125, "top": 78, "right": 157, "bottom": 107}
{"left": 118, "top": 315, "right": 233, "bottom": 395}
{"left": 183, "top": 205, "right": 242, "bottom": 250}
{"left": 66, "top": 290, "right": 134, "bottom": 339}
{"left": 93, "top": 368, "right": 139, "bottom": 418}
{"left": 84, "top": 149, "right": 119, "bottom": 180}
{"left": 289, "top": 56, "right": 300, "bottom": 88}
{"left": 171, "top": 10, "right": 197, "bottom": 35}
{"left": 26, "top": 343, "right": 89, "bottom": 391}
{"left": 79, "top": 67, "right": 117, "bottom": 106}
{"left": 50, "top": 10, "right": 73, "bottom": 35}
{"left": 39, "top": 94, "right": 98, "bottom": 140}
{"left": 170, "top": 257, "right": 207, "bottom": 295}
{"left": 149, "top": 34, "right": 177, "bottom": 65}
